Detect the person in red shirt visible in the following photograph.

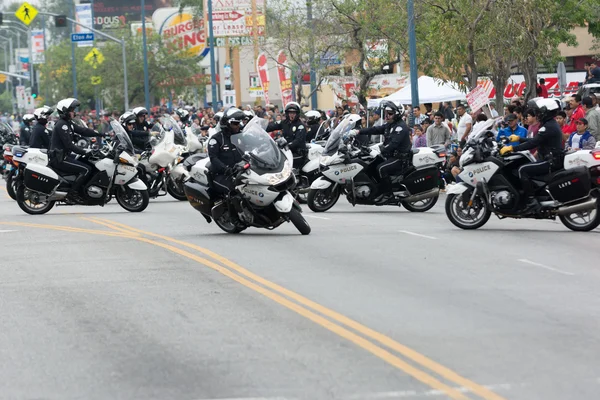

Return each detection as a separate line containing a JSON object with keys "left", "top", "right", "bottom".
{"left": 538, "top": 78, "right": 549, "bottom": 98}
{"left": 564, "top": 94, "right": 585, "bottom": 134}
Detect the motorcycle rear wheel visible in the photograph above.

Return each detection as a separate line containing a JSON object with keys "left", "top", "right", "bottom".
{"left": 445, "top": 193, "right": 491, "bottom": 230}
{"left": 402, "top": 195, "right": 438, "bottom": 212}
{"left": 559, "top": 195, "right": 600, "bottom": 232}
{"left": 16, "top": 186, "right": 55, "bottom": 215}
{"left": 214, "top": 209, "right": 246, "bottom": 234}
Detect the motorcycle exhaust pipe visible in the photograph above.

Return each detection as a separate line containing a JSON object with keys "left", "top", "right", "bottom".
{"left": 49, "top": 191, "right": 68, "bottom": 201}
{"left": 557, "top": 197, "right": 597, "bottom": 216}
{"left": 403, "top": 188, "right": 439, "bottom": 203}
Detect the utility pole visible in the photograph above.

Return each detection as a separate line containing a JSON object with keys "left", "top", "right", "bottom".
{"left": 70, "top": 0, "right": 77, "bottom": 98}
{"left": 307, "top": 0, "right": 317, "bottom": 109}
{"left": 207, "top": 0, "right": 218, "bottom": 111}
{"left": 141, "top": 0, "right": 150, "bottom": 110}
{"left": 407, "top": 0, "right": 419, "bottom": 107}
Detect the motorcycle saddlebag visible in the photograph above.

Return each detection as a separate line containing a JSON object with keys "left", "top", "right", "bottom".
{"left": 183, "top": 180, "right": 213, "bottom": 216}
{"left": 23, "top": 164, "right": 60, "bottom": 195}
{"left": 403, "top": 166, "right": 439, "bottom": 195}
{"left": 548, "top": 166, "right": 591, "bottom": 204}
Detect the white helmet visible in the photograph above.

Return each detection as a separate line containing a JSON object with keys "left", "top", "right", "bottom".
{"left": 22, "top": 114, "right": 35, "bottom": 123}
{"left": 305, "top": 110, "right": 321, "bottom": 124}
{"left": 284, "top": 102, "right": 301, "bottom": 113}
{"left": 213, "top": 111, "right": 224, "bottom": 123}
{"left": 56, "top": 98, "right": 81, "bottom": 119}
{"left": 34, "top": 106, "right": 53, "bottom": 122}
{"left": 132, "top": 107, "right": 148, "bottom": 117}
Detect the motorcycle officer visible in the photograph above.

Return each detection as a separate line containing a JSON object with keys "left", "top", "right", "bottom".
{"left": 30, "top": 106, "right": 54, "bottom": 149}
{"left": 500, "top": 98, "right": 564, "bottom": 211}
{"left": 132, "top": 107, "right": 154, "bottom": 131}
{"left": 20, "top": 114, "right": 35, "bottom": 146}
{"left": 49, "top": 98, "right": 105, "bottom": 198}
{"left": 207, "top": 107, "right": 246, "bottom": 198}
{"left": 305, "top": 110, "right": 322, "bottom": 142}
{"left": 120, "top": 111, "right": 150, "bottom": 153}
{"left": 266, "top": 102, "right": 306, "bottom": 167}
{"left": 349, "top": 100, "right": 412, "bottom": 203}
{"left": 175, "top": 108, "right": 192, "bottom": 128}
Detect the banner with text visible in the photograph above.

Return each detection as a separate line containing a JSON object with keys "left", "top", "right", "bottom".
{"left": 256, "top": 52, "right": 270, "bottom": 105}
{"left": 206, "top": 0, "right": 265, "bottom": 38}
{"left": 75, "top": 4, "right": 94, "bottom": 47}
{"left": 31, "top": 30, "right": 45, "bottom": 64}
{"left": 276, "top": 51, "right": 292, "bottom": 107}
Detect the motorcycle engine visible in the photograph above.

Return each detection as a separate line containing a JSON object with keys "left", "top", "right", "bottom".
{"left": 354, "top": 185, "right": 372, "bottom": 198}
{"left": 86, "top": 185, "right": 104, "bottom": 199}
{"left": 491, "top": 190, "right": 515, "bottom": 210}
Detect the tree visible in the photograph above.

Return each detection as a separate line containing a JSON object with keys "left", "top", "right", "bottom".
{"left": 331, "top": 0, "right": 409, "bottom": 106}
{"left": 263, "top": 0, "right": 346, "bottom": 105}
{"left": 419, "top": 0, "right": 497, "bottom": 90}
{"left": 37, "top": 31, "right": 204, "bottom": 111}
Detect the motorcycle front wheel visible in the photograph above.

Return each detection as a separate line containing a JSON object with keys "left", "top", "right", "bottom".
{"left": 288, "top": 208, "right": 311, "bottom": 235}
{"left": 6, "top": 171, "right": 17, "bottom": 200}
{"left": 115, "top": 186, "right": 150, "bottom": 212}
{"left": 445, "top": 193, "right": 491, "bottom": 230}
{"left": 307, "top": 186, "right": 340, "bottom": 213}
{"left": 214, "top": 209, "right": 246, "bottom": 234}
{"left": 166, "top": 177, "right": 188, "bottom": 201}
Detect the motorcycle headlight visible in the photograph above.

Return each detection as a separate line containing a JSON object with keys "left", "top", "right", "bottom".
{"left": 268, "top": 163, "right": 292, "bottom": 185}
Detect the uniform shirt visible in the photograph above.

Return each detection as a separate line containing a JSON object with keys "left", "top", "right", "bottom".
{"left": 207, "top": 131, "right": 242, "bottom": 174}
{"left": 358, "top": 120, "right": 411, "bottom": 157}
{"left": 266, "top": 119, "right": 306, "bottom": 155}
{"left": 29, "top": 123, "right": 50, "bottom": 149}
{"left": 50, "top": 118, "right": 99, "bottom": 160}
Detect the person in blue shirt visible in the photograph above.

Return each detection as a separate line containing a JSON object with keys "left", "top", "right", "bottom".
{"left": 497, "top": 113, "right": 528, "bottom": 145}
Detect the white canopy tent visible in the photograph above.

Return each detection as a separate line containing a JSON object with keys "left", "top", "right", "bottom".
{"left": 367, "top": 76, "right": 467, "bottom": 108}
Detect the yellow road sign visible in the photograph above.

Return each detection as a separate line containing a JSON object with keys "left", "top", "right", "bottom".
{"left": 91, "top": 76, "right": 102, "bottom": 85}
{"left": 84, "top": 48, "right": 105, "bottom": 69}
{"left": 0, "top": 74, "right": 6, "bottom": 84}
{"left": 15, "top": 2, "right": 38, "bottom": 26}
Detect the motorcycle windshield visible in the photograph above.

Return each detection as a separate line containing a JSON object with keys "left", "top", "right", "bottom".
{"left": 110, "top": 120, "right": 135, "bottom": 156}
{"left": 323, "top": 117, "right": 353, "bottom": 156}
{"left": 160, "top": 115, "right": 187, "bottom": 146}
{"left": 232, "top": 117, "right": 283, "bottom": 171}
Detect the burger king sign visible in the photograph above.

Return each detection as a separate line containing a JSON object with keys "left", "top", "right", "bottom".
{"left": 152, "top": 7, "right": 207, "bottom": 57}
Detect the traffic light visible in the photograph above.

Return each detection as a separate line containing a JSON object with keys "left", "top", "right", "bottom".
{"left": 55, "top": 15, "right": 67, "bottom": 27}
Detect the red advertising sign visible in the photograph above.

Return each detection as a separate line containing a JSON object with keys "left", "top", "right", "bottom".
{"left": 276, "top": 51, "right": 293, "bottom": 107}
{"left": 256, "top": 52, "right": 270, "bottom": 105}
{"left": 466, "top": 85, "right": 489, "bottom": 113}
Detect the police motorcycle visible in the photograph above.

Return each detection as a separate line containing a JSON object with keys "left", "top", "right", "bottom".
{"left": 168, "top": 119, "right": 208, "bottom": 200}
{"left": 306, "top": 114, "right": 441, "bottom": 212}
{"left": 183, "top": 116, "right": 311, "bottom": 235}
{"left": 15, "top": 120, "right": 149, "bottom": 215}
{"left": 1, "top": 121, "right": 20, "bottom": 199}
{"left": 445, "top": 118, "right": 600, "bottom": 231}
{"left": 136, "top": 115, "right": 188, "bottom": 200}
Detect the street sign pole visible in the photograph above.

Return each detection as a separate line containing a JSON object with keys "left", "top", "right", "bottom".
{"left": 70, "top": 4, "right": 78, "bottom": 98}
{"left": 141, "top": 0, "right": 150, "bottom": 111}
{"left": 34, "top": 11, "right": 129, "bottom": 111}
{"left": 208, "top": 0, "right": 218, "bottom": 111}
{"left": 408, "top": 0, "right": 419, "bottom": 108}
{"left": 28, "top": 25, "right": 34, "bottom": 94}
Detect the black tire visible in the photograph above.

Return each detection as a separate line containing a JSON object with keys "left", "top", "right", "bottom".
{"left": 288, "top": 208, "right": 311, "bottom": 235}
{"left": 559, "top": 195, "right": 600, "bottom": 232}
{"left": 214, "top": 209, "right": 246, "bottom": 234}
{"left": 445, "top": 193, "right": 491, "bottom": 230}
{"left": 166, "top": 177, "right": 187, "bottom": 201}
{"left": 307, "top": 186, "right": 340, "bottom": 213}
{"left": 115, "top": 186, "right": 150, "bottom": 212}
{"left": 402, "top": 194, "right": 439, "bottom": 212}
{"left": 6, "top": 172, "right": 17, "bottom": 200}
{"left": 16, "top": 185, "right": 55, "bottom": 215}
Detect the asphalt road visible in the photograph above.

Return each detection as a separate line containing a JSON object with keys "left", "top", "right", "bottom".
{"left": 1, "top": 186, "right": 599, "bottom": 400}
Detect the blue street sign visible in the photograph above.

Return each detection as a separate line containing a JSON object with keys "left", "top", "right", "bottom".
{"left": 71, "top": 33, "right": 94, "bottom": 42}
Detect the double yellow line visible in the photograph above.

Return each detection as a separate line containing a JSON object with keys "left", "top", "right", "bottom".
{"left": 0, "top": 217, "right": 506, "bottom": 400}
